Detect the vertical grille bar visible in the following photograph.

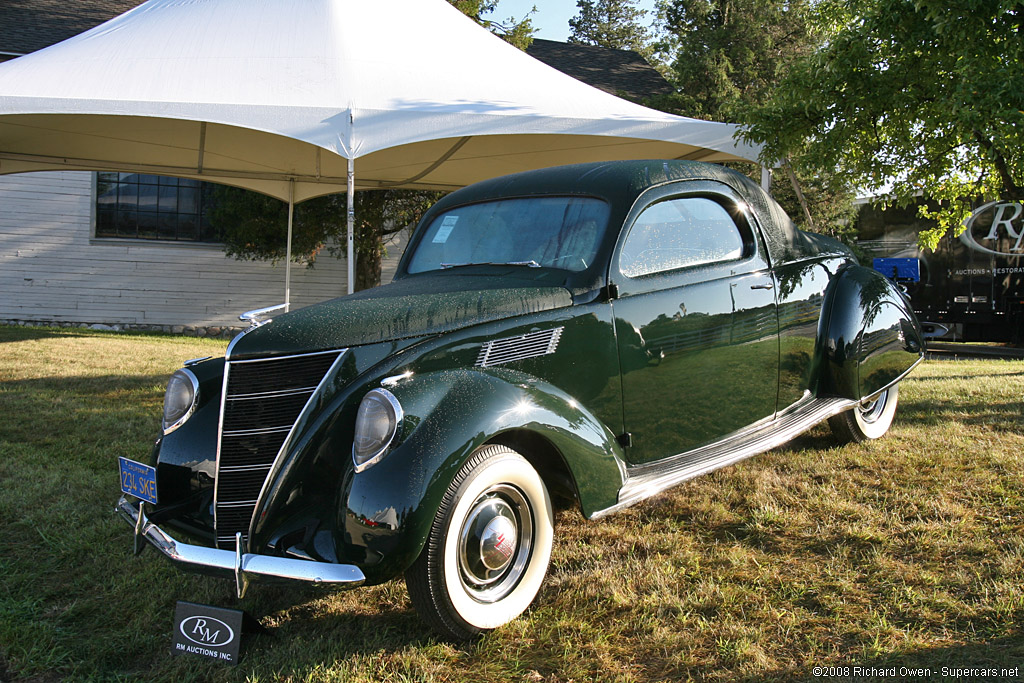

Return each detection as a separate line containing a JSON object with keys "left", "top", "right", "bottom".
{"left": 214, "top": 350, "right": 343, "bottom": 549}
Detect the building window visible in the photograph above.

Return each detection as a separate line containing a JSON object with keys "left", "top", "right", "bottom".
{"left": 95, "top": 172, "right": 219, "bottom": 242}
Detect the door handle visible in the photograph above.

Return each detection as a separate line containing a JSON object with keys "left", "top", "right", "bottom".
{"left": 750, "top": 283, "right": 774, "bottom": 290}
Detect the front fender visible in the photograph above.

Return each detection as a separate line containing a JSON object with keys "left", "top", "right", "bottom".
{"left": 341, "top": 367, "right": 625, "bottom": 583}
{"left": 817, "top": 265, "right": 924, "bottom": 400}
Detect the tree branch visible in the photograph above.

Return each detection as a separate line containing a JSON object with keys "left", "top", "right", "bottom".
{"left": 974, "top": 130, "right": 1022, "bottom": 199}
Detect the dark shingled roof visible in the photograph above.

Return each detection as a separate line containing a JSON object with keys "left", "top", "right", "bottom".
{"left": 0, "top": 0, "right": 144, "bottom": 56}
{"left": 526, "top": 38, "right": 674, "bottom": 103}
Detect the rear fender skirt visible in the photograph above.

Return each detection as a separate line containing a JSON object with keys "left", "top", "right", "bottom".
{"left": 817, "top": 265, "right": 925, "bottom": 401}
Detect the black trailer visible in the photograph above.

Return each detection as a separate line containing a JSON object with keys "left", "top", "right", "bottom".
{"left": 857, "top": 200, "right": 1024, "bottom": 344}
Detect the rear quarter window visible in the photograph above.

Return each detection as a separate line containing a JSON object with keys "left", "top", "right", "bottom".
{"left": 619, "top": 197, "right": 745, "bottom": 278}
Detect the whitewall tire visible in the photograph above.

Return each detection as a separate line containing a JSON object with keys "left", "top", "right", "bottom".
{"left": 829, "top": 384, "right": 900, "bottom": 443}
{"left": 405, "top": 444, "right": 554, "bottom": 641}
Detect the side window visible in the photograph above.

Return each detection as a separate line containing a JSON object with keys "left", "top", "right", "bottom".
{"left": 619, "top": 197, "right": 746, "bottom": 278}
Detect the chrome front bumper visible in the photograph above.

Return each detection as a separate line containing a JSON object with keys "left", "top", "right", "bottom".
{"left": 116, "top": 496, "right": 366, "bottom": 598}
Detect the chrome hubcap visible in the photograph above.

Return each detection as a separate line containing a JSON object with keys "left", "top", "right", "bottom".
{"left": 858, "top": 389, "right": 889, "bottom": 424}
{"left": 480, "top": 514, "right": 517, "bottom": 571}
{"left": 458, "top": 484, "right": 533, "bottom": 603}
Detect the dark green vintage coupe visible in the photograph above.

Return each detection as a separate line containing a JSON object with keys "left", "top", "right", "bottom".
{"left": 118, "top": 160, "right": 923, "bottom": 640}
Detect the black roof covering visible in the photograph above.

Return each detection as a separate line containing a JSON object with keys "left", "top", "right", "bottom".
{"left": 0, "top": 0, "right": 144, "bottom": 56}
{"left": 526, "top": 38, "right": 674, "bottom": 102}
{"left": 417, "top": 160, "right": 844, "bottom": 274}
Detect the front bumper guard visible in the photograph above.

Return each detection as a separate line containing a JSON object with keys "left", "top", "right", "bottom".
{"left": 116, "top": 496, "right": 366, "bottom": 598}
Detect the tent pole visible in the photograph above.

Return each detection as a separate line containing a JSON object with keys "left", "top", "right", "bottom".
{"left": 285, "top": 180, "right": 294, "bottom": 311}
{"left": 347, "top": 157, "right": 355, "bottom": 295}
{"left": 782, "top": 157, "right": 816, "bottom": 231}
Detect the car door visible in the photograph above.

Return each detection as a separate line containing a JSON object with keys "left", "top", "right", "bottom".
{"left": 611, "top": 184, "right": 779, "bottom": 465}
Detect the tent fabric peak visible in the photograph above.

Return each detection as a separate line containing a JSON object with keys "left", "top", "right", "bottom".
{"left": 0, "top": 0, "right": 760, "bottom": 203}
{"left": 0, "top": 0, "right": 764, "bottom": 295}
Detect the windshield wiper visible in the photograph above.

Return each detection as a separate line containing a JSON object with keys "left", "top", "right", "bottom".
{"left": 440, "top": 260, "right": 541, "bottom": 269}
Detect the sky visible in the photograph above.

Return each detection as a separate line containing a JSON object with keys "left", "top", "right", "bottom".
{"left": 490, "top": 0, "right": 659, "bottom": 42}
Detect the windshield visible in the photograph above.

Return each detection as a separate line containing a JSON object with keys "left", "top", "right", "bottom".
{"left": 406, "top": 196, "right": 611, "bottom": 274}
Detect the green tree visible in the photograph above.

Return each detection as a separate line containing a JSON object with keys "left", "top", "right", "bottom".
{"left": 343, "top": 191, "right": 444, "bottom": 290}
{"left": 654, "top": 0, "right": 815, "bottom": 121}
{"left": 741, "top": 0, "right": 1024, "bottom": 248}
{"left": 451, "top": 0, "right": 536, "bottom": 49}
{"left": 652, "top": 0, "right": 856, "bottom": 236}
{"left": 210, "top": 188, "right": 440, "bottom": 291}
{"left": 568, "top": 0, "right": 652, "bottom": 54}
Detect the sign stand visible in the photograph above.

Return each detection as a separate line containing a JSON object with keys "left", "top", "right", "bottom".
{"left": 171, "top": 601, "right": 268, "bottom": 666}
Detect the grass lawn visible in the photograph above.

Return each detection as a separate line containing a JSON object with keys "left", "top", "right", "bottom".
{"left": 0, "top": 325, "right": 1021, "bottom": 682}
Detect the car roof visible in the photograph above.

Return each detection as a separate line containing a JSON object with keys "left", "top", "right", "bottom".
{"left": 430, "top": 160, "right": 757, "bottom": 215}
{"left": 410, "top": 160, "right": 847, "bottom": 281}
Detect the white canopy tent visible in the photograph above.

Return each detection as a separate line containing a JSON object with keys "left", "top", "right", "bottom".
{"left": 0, "top": 0, "right": 763, "bottom": 299}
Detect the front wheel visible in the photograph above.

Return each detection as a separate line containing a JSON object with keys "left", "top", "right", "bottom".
{"left": 829, "top": 384, "right": 900, "bottom": 443}
{"left": 405, "top": 444, "right": 554, "bottom": 642}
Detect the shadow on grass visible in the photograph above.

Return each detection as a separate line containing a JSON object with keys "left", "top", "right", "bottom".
{"left": 770, "top": 428, "right": 841, "bottom": 454}
{"left": 0, "top": 325, "right": 100, "bottom": 343}
{"left": 253, "top": 600, "right": 434, "bottom": 653}
{"left": 133, "top": 577, "right": 450, "bottom": 679}
{"left": 0, "top": 323, "right": 222, "bottom": 345}
{"left": 1, "top": 372, "right": 167, "bottom": 393}
{"left": 902, "top": 370, "right": 1024, "bottom": 382}
{"left": 231, "top": 582, "right": 434, "bottom": 650}
{"left": 898, "top": 398, "right": 1024, "bottom": 429}
{"left": 779, "top": 632, "right": 1024, "bottom": 682}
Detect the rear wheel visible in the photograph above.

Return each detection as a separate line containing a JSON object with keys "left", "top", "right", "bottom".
{"left": 405, "top": 444, "right": 553, "bottom": 642}
{"left": 829, "top": 384, "right": 899, "bottom": 443}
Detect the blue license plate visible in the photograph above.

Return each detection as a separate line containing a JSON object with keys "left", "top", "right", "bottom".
{"left": 119, "top": 457, "right": 158, "bottom": 504}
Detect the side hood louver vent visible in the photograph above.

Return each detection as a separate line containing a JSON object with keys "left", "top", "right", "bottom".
{"left": 475, "top": 327, "right": 564, "bottom": 368}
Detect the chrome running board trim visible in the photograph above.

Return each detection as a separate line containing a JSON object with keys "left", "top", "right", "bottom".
{"left": 592, "top": 397, "right": 855, "bottom": 519}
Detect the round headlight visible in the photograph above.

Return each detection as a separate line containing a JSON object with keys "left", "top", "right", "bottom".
{"left": 162, "top": 368, "right": 199, "bottom": 434}
{"left": 352, "top": 388, "right": 403, "bottom": 472}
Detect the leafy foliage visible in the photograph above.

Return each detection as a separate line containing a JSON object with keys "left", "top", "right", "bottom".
{"left": 209, "top": 187, "right": 325, "bottom": 266}
{"left": 653, "top": 0, "right": 816, "bottom": 121}
{"left": 770, "top": 161, "right": 862, "bottom": 244}
{"left": 740, "top": 0, "right": 1024, "bottom": 249}
{"left": 210, "top": 188, "right": 439, "bottom": 291}
{"left": 568, "top": 0, "right": 653, "bottom": 54}
{"left": 449, "top": 0, "right": 536, "bottom": 49}
{"left": 339, "top": 191, "right": 444, "bottom": 290}
{"left": 651, "top": 0, "right": 857, "bottom": 236}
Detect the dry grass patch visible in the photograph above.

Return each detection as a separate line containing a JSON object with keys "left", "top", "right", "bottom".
{"left": 1, "top": 326, "right": 1022, "bottom": 681}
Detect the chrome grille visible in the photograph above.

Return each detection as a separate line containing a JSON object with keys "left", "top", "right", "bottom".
{"left": 214, "top": 349, "right": 343, "bottom": 549}
{"left": 475, "top": 327, "right": 564, "bottom": 368}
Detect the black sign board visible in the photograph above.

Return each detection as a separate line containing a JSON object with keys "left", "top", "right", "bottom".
{"left": 172, "top": 601, "right": 244, "bottom": 665}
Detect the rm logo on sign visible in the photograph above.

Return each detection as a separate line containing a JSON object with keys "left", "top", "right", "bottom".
{"left": 962, "top": 201, "right": 1024, "bottom": 255}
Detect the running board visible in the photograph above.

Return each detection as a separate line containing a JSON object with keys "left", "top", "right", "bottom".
{"left": 592, "top": 397, "right": 854, "bottom": 518}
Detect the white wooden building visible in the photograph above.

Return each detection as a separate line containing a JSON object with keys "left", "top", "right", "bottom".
{"left": 0, "top": 170, "right": 401, "bottom": 334}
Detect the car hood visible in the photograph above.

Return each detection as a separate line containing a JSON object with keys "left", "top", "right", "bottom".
{"left": 227, "top": 272, "right": 574, "bottom": 360}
